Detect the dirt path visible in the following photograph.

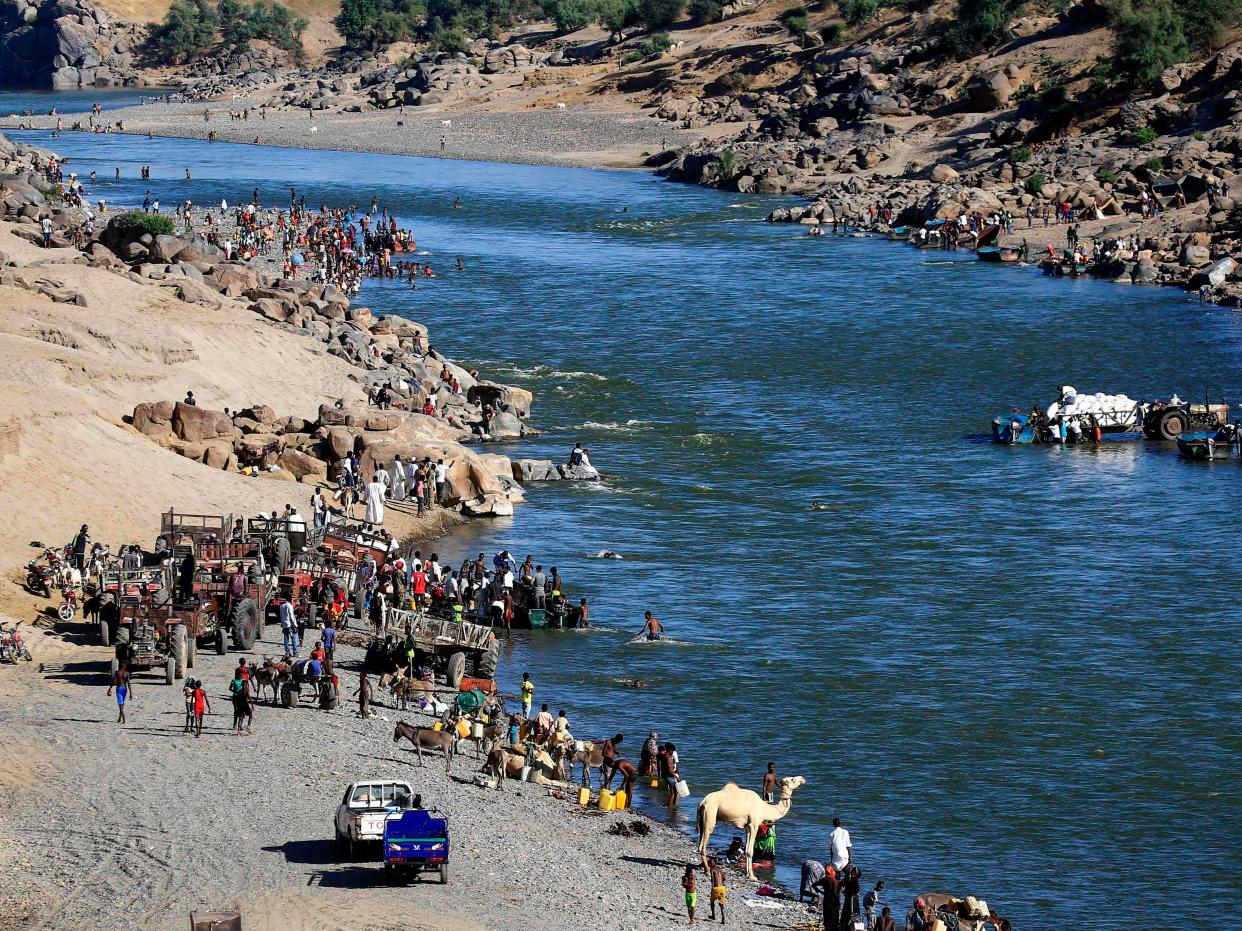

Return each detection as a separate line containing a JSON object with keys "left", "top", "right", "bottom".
{"left": 0, "top": 619, "right": 810, "bottom": 931}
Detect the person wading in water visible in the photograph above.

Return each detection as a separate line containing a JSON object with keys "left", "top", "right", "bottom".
{"left": 638, "top": 610, "right": 664, "bottom": 641}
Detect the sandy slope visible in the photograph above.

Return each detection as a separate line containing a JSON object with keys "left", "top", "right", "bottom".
{"left": 0, "top": 220, "right": 448, "bottom": 578}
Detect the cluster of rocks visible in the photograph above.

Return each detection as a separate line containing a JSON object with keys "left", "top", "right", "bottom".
{"left": 172, "top": 41, "right": 551, "bottom": 112}
{"left": 128, "top": 398, "right": 527, "bottom": 517}
{"left": 0, "top": 0, "right": 144, "bottom": 87}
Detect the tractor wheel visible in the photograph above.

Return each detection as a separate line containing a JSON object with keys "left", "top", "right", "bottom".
{"left": 281, "top": 682, "right": 296, "bottom": 709}
{"left": 215, "top": 627, "right": 228, "bottom": 655}
{"left": 446, "top": 652, "right": 466, "bottom": 689}
{"left": 186, "top": 633, "right": 197, "bottom": 669}
{"left": 164, "top": 655, "right": 175, "bottom": 685}
{"left": 232, "top": 599, "right": 258, "bottom": 651}
{"left": 475, "top": 640, "right": 499, "bottom": 679}
{"left": 98, "top": 617, "right": 110, "bottom": 648}
{"left": 439, "top": 863, "right": 448, "bottom": 884}
{"left": 116, "top": 626, "right": 130, "bottom": 646}
{"left": 1158, "top": 408, "right": 1188, "bottom": 441}
{"left": 171, "top": 625, "right": 187, "bottom": 680}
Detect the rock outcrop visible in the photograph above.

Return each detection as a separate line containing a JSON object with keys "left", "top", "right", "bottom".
{"left": 0, "top": 0, "right": 144, "bottom": 87}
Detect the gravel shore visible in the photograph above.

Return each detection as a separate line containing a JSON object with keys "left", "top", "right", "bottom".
{"left": 4, "top": 100, "right": 698, "bottom": 170}
{"left": 0, "top": 620, "right": 811, "bottom": 931}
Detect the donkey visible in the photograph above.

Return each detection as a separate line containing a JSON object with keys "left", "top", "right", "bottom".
{"left": 393, "top": 721, "right": 455, "bottom": 773}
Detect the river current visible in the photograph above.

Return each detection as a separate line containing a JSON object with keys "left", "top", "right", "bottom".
{"left": 11, "top": 128, "right": 1241, "bottom": 928}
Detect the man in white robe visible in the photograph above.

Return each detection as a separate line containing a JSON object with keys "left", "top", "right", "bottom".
{"left": 364, "top": 478, "right": 386, "bottom": 525}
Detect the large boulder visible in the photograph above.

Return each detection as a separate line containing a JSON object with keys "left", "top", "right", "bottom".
{"left": 149, "top": 234, "right": 189, "bottom": 263}
{"left": 1191, "top": 256, "right": 1237, "bottom": 287}
{"left": 131, "top": 400, "right": 176, "bottom": 436}
{"left": 966, "top": 71, "right": 1014, "bottom": 111}
{"left": 513, "top": 459, "right": 561, "bottom": 482}
{"left": 278, "top": 447, "right": 328, "bottom": 480}
{"left": 930, "top": 163, "right": 960, "bottom": 183}
{"left": 322, "top": 427, "right": 353, "bottom": 461}
{"left": 487, "top": 411, "right": 522, "bottom": 439}
{"left": 171, "top": 402, "right": 233, "bottom": 443}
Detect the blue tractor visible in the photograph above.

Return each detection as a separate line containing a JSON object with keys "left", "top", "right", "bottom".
{"left": 382, "top": 808, "right": 450, "bottom": 884}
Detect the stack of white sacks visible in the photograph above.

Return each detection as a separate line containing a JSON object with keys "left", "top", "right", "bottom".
{"left": 1046, "top": 386, "right": 1140, "bottom": 426}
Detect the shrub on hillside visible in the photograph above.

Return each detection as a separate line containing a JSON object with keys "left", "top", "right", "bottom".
{"left": 943, "top": 0, "right": 1019, "bottom": 57}
{"left": 1109, "top": 0, "right": 1190, "bottom": 87}
{"left": 1132, "top": 125, "right": 1159, "bottom": 144}
{"left": 151, "top": 0, "right": 219, "bottom": 63}
{"left": 597, "top": 0, "right": 642, "bottom": 39}
{"left": 551, "top": 0, "right": 592, "bottom": 30}
{"left": 1025, "top": 172, "right": 1044, "bottom": 194}
{"left": 637, "top": 0, "right": 684, "bottom": 30}
{"left": 780, "top": 4, "right": 811, "bottom": 34}
{"left": 838, "top": 0, "right": 881, "bottom": 23}
{"left": 687, "top": 0, "right": 724, "bottom": 21}
{"left": 111, "top": 211, "right": 177, "bottom": 237}
{"left": 1009, "top": 145, "right": 1031, "bottom": 163}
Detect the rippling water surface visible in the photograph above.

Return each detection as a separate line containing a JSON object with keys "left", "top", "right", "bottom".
{"left": 18, "top": 129, "right": 1242, "bottom": 927}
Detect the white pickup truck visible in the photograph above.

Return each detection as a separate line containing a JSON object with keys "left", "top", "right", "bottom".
{"left": 334, "top": 778, "right": 418, "bottom": 860}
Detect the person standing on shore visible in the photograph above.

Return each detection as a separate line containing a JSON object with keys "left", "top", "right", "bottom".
{"left": 762, "top": 762, "right": 778, "bottom": 802}
{"left": 839, "top": 865, "right": 861, "bottom": 931}
{"left": 520, "top": 672, "right": 534, "bottom": 717}
{"left": 355, "top": 671, "right": 372, "bottom": 719}
{"left": 864, "top": 879, "right": 885, "bottom": 929}
{"left": 707, "top": 857, "right": 727, "bottom": 924}
{"left": 681, "top": 865, "right": 698, "bottom": 924}
{"left": 280, "top": 596, "right": 299, "bottom": 656}
{"left": 192, "top": 679, "right": 210, "bottom": 737}
{"left": 107, "top": 661, "right": 130, "bottom": 724}
{"left": 813, "top": 866, "right": 841, "bottom": 931}
{"left": 799, "top": 859, "right": 825, "bottom": 907}
{"left": 876, "top": 906, "right": 895, "bottom": 931}
{"left": 829, "top": 817, "right": 852, "bottom": 872}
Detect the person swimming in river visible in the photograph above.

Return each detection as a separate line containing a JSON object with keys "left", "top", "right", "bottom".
{"left": 638, "top": 610, "right": 663, "bottom": 641}
{"left": 810, "top": 501, "right": 828, "bottom": 510}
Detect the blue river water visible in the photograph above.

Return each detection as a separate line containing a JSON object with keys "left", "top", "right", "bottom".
{"left": 0, "top": 85, "right": 174, "bottom": 116}
{"left": 12, "top": 128, "right": 1241, "bottom": 928}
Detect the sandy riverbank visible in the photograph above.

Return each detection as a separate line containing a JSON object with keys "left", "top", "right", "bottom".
{"left": 0, "top": 623, "right": 813, "bottom": 931}
{"left": 4, "top": 98, "right": 708, "bottom": 170}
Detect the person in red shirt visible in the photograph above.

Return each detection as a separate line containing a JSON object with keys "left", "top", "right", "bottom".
{"left": 310, "top": 641, "right": 325, "bottom": 663}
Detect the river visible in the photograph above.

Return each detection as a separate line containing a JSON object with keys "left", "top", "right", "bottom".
{"left": 13, "top": 127, "right": 1241, "bottom": 928}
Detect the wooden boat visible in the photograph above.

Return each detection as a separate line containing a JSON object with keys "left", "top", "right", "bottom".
{"left": 977, "top": 246, "right": 1022, "bottom": 264}
{"left": 1177, "top": 428, "right": 1239, "bottom": 461}
{"left": 991, "top": 412, "right": 1034, "bottom": 444}
{"left": 888, "top": 226, "right": 909, "bottom": 240}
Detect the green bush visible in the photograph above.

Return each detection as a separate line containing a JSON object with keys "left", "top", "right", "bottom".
{"left": 687, "top": 0, "right": 723, "bottom": 20}
{"left": 151, "top": 0, "right": 219, "bottom": 63}
{"left": 427, "top": 24, "right": 469, "bottom": 51}
{"left": 1133, "top": 125, "right": 1159, "bottom": 144}
{"left": 597, "top": 0, "right": 641, "bottom": 37}
{"left": 780, "top": 4, "right": 811, "bottom": 34}
{"left": 820, "top": 21, "right": 842, "bottom": 41}
{"left": 1193, "top": 129, "right": 1206, "bottom": 140}
{"left": 111, "top": 211, "right": 176, "bottom": 237}
{"left": 838, "top": 0, "right": 881, "bottom": 22}
{"left": 551, "top": 0, "right": 592, "bottom": 30}
{"left": 1146, "top": 154, "right": 1166, "bottom": 172}
{"left": 1110, "top": 0, "right": 1189, "bottom": 87}
{"left": 943, "top": 0, "right": 1020, "bottom": 57}
{"left": 640, "top": 30, "right": 673, "bottom": 53}
{"left": 1025, "top": 172, "right": 1044, "bottom": 194}
{"left": 637, "top": 0, "right": 684, "bottom": 28}
{"left": 1096, "top": 167, "right": 1118, "bottom": 183}
{"left": 716, "top": 147, "right": 736, "bottom": 178}
{"left": 1009, "top": 145, "right": 1032, "bottom": 163}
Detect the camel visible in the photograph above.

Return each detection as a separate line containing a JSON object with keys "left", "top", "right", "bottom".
{"left": 696, "top": 776, "right": 806, "bottom": 880}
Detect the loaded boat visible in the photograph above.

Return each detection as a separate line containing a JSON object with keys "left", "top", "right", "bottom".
{"left": 1177, "top": 424, "right": 1240, "bottom": 461}
{"left": 992, "top": 386, "right": 1230, "bottom": 445}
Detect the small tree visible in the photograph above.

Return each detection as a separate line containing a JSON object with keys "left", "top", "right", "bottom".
{"left": 428, "top": 24, "right": 469, "bottom": 52}
{"left": 1111, "top": 0, "right": 1188, "bottom": 88}
{"left": 687, "top": 0, "right": 723, "bottom": 22}
{"left": 637, "top": 0, "right": 684, "bottom": 30}
{"left": 596, "top": 0, "right": 640, "bottom": 38}
{"left": 152, "top": 0, "right": 219, "bottom": 63}
{"left": 837, "top": 0, "right": 879, "bottom": 23}
{"left": 1024, "top": 172, "right": 1044, "bottom": 195}
{"left": 335, "top": 0, "right": 380, "bottom": 48}
{"left": 553, "top": 0, "right": 593, "bottom": 31}
{"left": 780, "top": 4, "right": 810, "bottom": 36}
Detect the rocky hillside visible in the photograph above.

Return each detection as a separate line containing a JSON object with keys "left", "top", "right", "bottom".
{"left": 0, "top": 0, "right": 145, "bottom": 86}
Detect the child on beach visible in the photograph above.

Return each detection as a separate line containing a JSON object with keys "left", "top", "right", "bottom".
{"left": 682, "top": 865, "right": 697, "bottom": 924}
{"left": 708, "top": 857, "right": 727, "bottom": 924}
{"left": 192, "top": 681, "right": 210, "bottom": 738}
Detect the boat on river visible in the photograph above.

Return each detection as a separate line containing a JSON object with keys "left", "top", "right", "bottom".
{"left": 1177, "top": 426, "right": 1240, "bottom": 461}
{"left": 977, "top": 246, "right": 1022, "bottom": 264}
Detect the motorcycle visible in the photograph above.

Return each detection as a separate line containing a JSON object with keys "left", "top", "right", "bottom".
{"left": 0, "top": 624, "right": 32, "bottom": 663}
{"left": 58, "top": 587, "right": 79, "bottom": 623}
{"left": 25, "top": 561, "right": 54, "bottom": 598}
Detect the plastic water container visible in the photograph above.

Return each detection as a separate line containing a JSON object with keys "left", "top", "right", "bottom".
{"left": 577, "top": 787, "right": 590, "bottom": 806}
{"left": 649, "top": 778, "right": 659, "bottom": 788}
{"left": 455, "top": 719, "right": 471, "bottom": 739}
{"left": 675, "top": 779, "right": 690, "bottom": 799}
{"left": 614, "top": 790, "right": 627, "bottom": 810}
{"left": 598, "top": 789, "right": 615, "bottom": 811}
{"left": 432, "top": 722, "right": 443, "bottom": 732}
{"left": 520, "top": 764, "right": 532, "bottom": 782}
